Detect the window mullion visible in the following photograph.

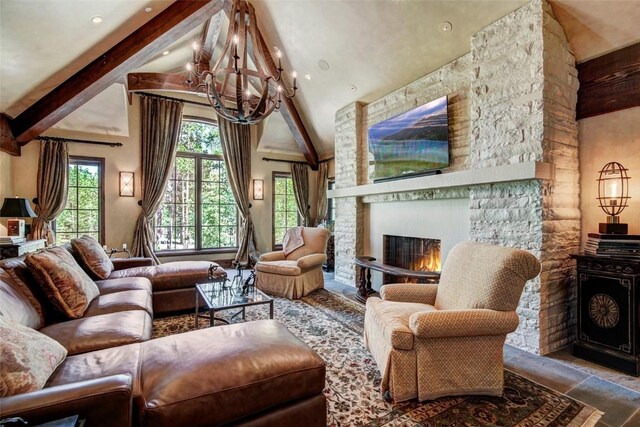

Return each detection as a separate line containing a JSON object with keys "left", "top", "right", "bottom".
{"left": 195, "top": 155, "right": 202, "bottom": 250}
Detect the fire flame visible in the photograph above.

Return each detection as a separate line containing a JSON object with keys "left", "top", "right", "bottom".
{"left": 414, "top": 251, "right": 441, "bottom": 272}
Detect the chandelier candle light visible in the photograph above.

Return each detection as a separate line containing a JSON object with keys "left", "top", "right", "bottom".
{"left": 597, "top": 161, "right": 631, "bottom": 234}
{"left": 185, "top": 0, "right": 297, "bottom": 124}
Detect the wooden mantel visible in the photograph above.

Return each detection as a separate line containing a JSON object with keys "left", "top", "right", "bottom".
{"left": 328, "top": 161, "right": 555, "bottom": 200}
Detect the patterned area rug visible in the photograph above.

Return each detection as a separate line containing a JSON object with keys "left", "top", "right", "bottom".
{"left": 153, "top": 289, "right": 601, "bottom": 427}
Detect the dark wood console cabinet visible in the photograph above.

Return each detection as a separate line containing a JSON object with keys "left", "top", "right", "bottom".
{"left": 571, "top": 254, "right": 639, "bottom": 376}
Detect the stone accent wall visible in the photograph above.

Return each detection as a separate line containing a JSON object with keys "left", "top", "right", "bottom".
{"left": 334, "top": 103, "right": 366, "bottom": 284}
{"left": 333, "top": 0, "right": 579, "bottom": 354}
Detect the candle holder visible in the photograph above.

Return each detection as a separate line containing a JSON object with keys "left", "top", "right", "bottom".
{"left": 597, "top": 161, "right": 631, "bottom": 234}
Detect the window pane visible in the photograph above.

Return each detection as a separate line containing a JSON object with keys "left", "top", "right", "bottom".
{"left": 273, "top": 175, "right": 297, "bottom": 247}
{"left": 56, "top": 159, "right": 102, "bottom": 245}
{"left": 154, "top": 121, "right": 237, "bottom": 251}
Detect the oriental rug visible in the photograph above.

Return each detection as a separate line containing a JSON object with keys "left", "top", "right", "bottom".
{"left": 153, "top": 289, "right": 601, "bottom": 427}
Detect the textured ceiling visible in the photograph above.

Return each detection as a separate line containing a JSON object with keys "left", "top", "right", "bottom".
{"left": 1, "top": 0, "right": 639, "bottom": 157}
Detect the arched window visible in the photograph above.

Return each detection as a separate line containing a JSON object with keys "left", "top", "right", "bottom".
{"left": 154, "top": 120, "right": 238, "bottom": 252}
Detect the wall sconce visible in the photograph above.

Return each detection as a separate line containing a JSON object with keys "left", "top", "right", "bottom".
{"left": 119, "top": 172, "right": 135, "bottom": 197}
{"left": 597, "top": 161, "right": 630, "bottom": 234}
{"left": 253, "top": 179, "right": 264, "bottom": 200}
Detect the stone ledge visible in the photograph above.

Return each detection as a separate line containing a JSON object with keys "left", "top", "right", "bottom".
{"left": 328, "top": 161, "right": 555, "bottom": 200}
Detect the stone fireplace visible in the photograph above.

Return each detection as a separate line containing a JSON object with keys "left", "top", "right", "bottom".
{"left": 383, "top": 235, "right": 441, "bottom": 284}
{"left": 330, "top": 0, "right": 580, "bottom": 356}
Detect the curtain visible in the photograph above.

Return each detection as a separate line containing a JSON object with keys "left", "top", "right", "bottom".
{"left": 218, "top": 117, "right": 256, "bottom": 265}
{"left": 290, "top": 163, "right": 312, "bottom": 227}
{"left": 132, "top": 95, "right": 183, "bottom": 264}
{"left": 314, "top": 162, "right": 328, "bottom": 226}
{"left": 31, "top": 139, "right": 69, "bottom": 244}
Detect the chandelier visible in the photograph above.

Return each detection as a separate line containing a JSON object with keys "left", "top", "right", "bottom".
{"left": 185, "top": 0, "right": 297, "bottom": 124}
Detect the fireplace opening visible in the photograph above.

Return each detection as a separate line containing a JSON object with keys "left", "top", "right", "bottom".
{"left": 383, "top": 235, "right": 441, "bottom": 284}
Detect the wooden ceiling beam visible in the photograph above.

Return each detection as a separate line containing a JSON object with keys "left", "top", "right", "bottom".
{"left": 6, "top": 0, "right": 225, "bottom": 146}
{"left": 577, "top": 42, "right": 640, "bottom": 120}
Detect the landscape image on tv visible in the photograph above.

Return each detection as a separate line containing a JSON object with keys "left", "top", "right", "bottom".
{"left": 368, "top": 95, "right": 449, "bottom": 181}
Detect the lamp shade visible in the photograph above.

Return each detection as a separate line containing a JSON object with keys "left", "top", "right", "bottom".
{"left": 0, "top": 197, "right": 37, "bottom": 218}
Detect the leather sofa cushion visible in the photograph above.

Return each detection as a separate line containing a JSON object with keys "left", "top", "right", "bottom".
{"left": 26, "top": 247, "right": 100, "bottom": 319}
{"left": 108, "top": 261, "right": 225, "bottom": 292}
{"left": 0, "top": 259, "right": 45, "bottom": 327}
{"left": 0, "top": 316, "right": 67, "bottom": 397}
{"left": 95, "top": 277, "right": 152, "bottom": 295}
{"left": 138, "top": 320, "right": 325, "bottom": 427}
{"left": 84, "top": 290, "right": 153, "bottom": 317}
{"left": 71, "top": 235, "right": 114, "bottom": 280}
{"left": 0, "top": 268, "right": 43, "bottom": 329}
{"left": 255, "top": 260, "right": 301, "bottom": 276}
{"left": 46, "top": 342, "right": 142, "bottom": 391}
{"left": 365, "top": 298, "right": 437, "bottom": 351}
{"left": 40, "top": 311, "right": 152, "bottom": 356}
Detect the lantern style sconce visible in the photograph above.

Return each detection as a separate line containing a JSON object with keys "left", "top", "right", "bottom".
{"left": 253, "top": 179, "right": 264, "bottom": 200}
{"left": 119, "top": 172, "right": 135, "bottom": 197}
{"left": 597, "top": 162, "right": 631, "bottom": 234}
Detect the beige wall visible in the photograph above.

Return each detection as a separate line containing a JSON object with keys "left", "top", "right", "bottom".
{"left": 6, "top": 96, "right": 319, "bottom": 261}
{"left": 0, "top": 150, "right": 15, "bottom": 234}
{"left": 579, "top": 107, "right": 640, "bottom": 247}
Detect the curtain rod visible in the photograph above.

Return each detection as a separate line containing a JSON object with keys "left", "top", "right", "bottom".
{"left": 36, "top": 136, "right": 123, "bottom": 147}
{"left": 262, "top": 156, "right": 334, "bottom": 166}
{"left": 137, "top": 92, "right": 211, "bottom": 108}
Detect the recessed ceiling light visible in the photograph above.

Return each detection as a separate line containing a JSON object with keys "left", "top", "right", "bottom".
{"left": 91, "top": 15, "right": 103, "bottom": 24}
{"left": 304, "top": 74, "right": 312, "bottom": 80}
{"left": 144, "top": 6, "right": 153, "bottom": 13}
{"left": 439, "top": 21, "right": 453, "bottom": 33}
{"left": 318, "top": 60, "right": 330, "bottom": 71}
{"left": 162, "top": 50, "right": 170, "bottom": 56}
{"left": 349, "top": 84, "right": 357, "bottom": 92}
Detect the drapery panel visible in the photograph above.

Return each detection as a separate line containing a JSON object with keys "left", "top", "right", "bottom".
{"left": 314, "top": 162, "right": 328, "bottom": 226}
{"left": 132, "top": 95, "right": 183, "bottom": 264}
{"left": 218, "top": 117, "right": 256, "bottom": 265}
{"left": 31, "top": 139, "right": 69, "bottom": 244}
{"left": 290, "top": 163, "right": 311, "bottom": 227}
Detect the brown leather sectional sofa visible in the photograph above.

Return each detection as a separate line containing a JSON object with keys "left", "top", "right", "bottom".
{"left": 0, "top": 254, "right": 327, "bottom": 426}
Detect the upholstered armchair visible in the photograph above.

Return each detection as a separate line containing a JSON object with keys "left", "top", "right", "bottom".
{"left": 255, "top": 227, "right": 331, "bottom": 299}
{"left": 364, "top": 241, "right": 541, "bottom": 402}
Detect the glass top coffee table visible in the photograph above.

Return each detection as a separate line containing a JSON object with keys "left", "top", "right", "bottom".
{"left": 195, "top": 282, "right": 273, "bottom": 328}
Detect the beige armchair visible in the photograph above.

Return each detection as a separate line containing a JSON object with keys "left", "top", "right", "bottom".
{"left": 255, "top": 227, "right": 331, "bottom": 299}
{"left": 364, "top": 241, "right": 541, "bottom": 402}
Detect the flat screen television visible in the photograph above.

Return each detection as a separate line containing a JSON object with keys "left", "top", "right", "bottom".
{"left": 368, "top": 95, "right": 449, "bottom": 182}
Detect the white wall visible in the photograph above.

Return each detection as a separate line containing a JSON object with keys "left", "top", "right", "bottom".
{"left": 579, "top": 107, "right": 640, "bottom": 247}
{"left": 364, "top": 197, "right": 470, "bottom": 289}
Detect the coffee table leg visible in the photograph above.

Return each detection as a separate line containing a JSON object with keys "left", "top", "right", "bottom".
{"left": 210, "top": 308, "right": 215, "bottom": 327}
{"left": 195, "top": 291, "right": 199, "bottom": 330}
{"left": 269, "top": 300, "right": 274, "bottom": 319}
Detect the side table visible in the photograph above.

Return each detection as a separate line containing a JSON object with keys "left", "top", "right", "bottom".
{"left": 570, "top": 254, "right": 639, "bottom": 376}
{"left": 0, "top": 239, "right": 46, "bottom": 260}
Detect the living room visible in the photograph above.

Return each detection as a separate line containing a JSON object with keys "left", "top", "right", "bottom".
{"left": 1, "top": 0, "right": 639, "bottom": 426}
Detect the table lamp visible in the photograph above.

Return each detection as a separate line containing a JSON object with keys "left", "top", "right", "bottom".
{"left": 596, "top": 162, "right": 631, "bottom": 234}
{"left": 0, "top": 197, "right": 37, "bottom": 238}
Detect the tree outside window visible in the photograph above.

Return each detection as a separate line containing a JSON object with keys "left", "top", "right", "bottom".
{"left": 56, "top": 157, "right": 104, "bottom": 245}
{"left": 272, "top": 173, "right": 300, "bottom": 248}
{"left": 154, "top": 120, "right": 238, "bottom": 252}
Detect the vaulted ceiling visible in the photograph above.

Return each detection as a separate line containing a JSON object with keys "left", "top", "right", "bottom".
{"left": 1, "top": 0, "right": 639, "bottom": 159}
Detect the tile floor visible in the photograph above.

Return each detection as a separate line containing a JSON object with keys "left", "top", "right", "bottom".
{"left": 322, "top": 272, "right": 640, "bottom": 427}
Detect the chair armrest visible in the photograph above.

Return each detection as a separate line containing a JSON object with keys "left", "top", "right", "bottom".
{"left": 259, "top": 251, "right": 286, "bottom": 262}
{"left": 410, "top": 309, "right": 519, "bottom": 338}
{"left": 111, "top": 258, "right": 154, "bottom": 270}
{"left": 0, "top": 374, "right": 132, "bottom": 427}
{"left": 296, "top": 253, "right": 327, "bottom": 270}
{"left": 381, "top": 283, "right": 438, "bottom": 304}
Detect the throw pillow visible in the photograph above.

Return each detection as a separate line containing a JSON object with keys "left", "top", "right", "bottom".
{"left": 282, "top": 227, "right": 305, "bottom": 256}
{"left": 26, "top": 247, "right": 100, "bottom": 319}
{"left": 0, "top": 316, "right": 67, "bottom": 397}
{"left": 71, "top": 235, "right": 114, "bottom": 280}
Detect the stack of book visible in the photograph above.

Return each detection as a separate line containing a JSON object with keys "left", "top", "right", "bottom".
{"left": 0, "top": 236, "right": 26, "bottom": 245}
{"left": 585, "top": 233, "right": 640, "bottom": 259}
